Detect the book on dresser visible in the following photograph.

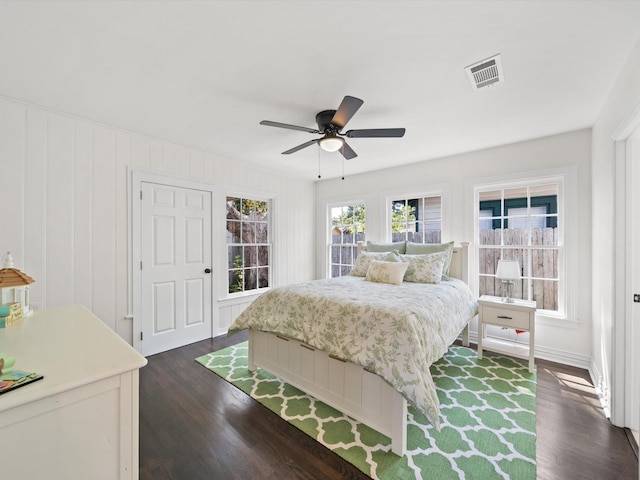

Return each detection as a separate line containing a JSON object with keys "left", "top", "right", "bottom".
{"left": 0, "top": 370, "right": 44, "bottom": 395}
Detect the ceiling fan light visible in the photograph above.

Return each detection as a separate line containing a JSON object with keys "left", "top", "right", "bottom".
{"left": 319, "top": 136, "right": 344, "bottom": 152}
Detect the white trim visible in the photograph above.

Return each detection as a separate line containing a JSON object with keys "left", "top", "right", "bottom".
{"left": 623, "top": 135, "right": 637, "bottom": 430}
{"left": 381, "top": 184, "right": 448, "bottom": 243}
{"left": 611, "top": 105, "right": 640, "bottom": 431}
{"left": 128, "top": 167, "right": 215, "bottom": 353}
{"left": 590, "top": 360, "right": 612, "bottom": 420}
{"left": 470, "top": 168, "right": 575, "bottom": 322}
{"left": 219, "top": 189, "right": 275, "bottom": 301}
{"left": 535, "top": 343, "right": 591, "bottom": 370}
{"left": 612, "top": 99, "right": 640, "bottom": 140}
{"left": 217, "top": 291, "right": 262, "bottom": 307}
{"left": 612, "top": 139, "right": 628, "bottom": 426}
{"left": 465, "top": 330, "right": 590, "bottom": 370}
{"left": 380, "top": 182, "right": 448, "bottom": 199}
{"left": 323, "top": 196, "right": 369, "bottom": 279}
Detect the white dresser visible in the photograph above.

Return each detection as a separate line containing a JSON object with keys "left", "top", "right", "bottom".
{"left": 0, "top": 305, "right": 147, "bottom": 479}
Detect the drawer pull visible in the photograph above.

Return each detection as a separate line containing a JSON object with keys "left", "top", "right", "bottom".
{"left": 329, "top": 354, "right": 347, "bottom": 363}
{"left": 276, "top": 335, "right": 290, "bottom": 341}
{"left": 300, "top": 344, "right": 315, "bottom": 352}
{"left": 497, "top": 315, "right": 513, "bottom": 320}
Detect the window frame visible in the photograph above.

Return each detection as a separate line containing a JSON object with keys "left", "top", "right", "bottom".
{"left": 385, "top": 190, "right": 444, "bottom": 244}
{"left": 472, "top": 172, "right": 574, "bottom": 323}
{"left": 326, "top": 199, "right": 367, "bottom": 278}
{"left": 225, "top": 194, "right": 272, "bottom": 297}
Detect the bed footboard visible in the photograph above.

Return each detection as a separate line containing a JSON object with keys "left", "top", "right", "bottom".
{"left": 248, "top": 329, "right": 407, "bottom": 456}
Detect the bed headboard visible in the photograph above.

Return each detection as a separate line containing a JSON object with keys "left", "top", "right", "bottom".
{"left": 356, "top": 241, "right": 470, "bottom": 284}
{"left": 448, "top": 243, "right": 469, "bottom": 284}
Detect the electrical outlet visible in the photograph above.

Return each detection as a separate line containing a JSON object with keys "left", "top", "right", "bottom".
{"left": 634, "top": 294, "right": 640, "bottom": 303}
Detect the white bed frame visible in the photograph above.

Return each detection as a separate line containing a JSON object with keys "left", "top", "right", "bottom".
{"left": 247, "top": 243, "right": 470, "bottom": 456}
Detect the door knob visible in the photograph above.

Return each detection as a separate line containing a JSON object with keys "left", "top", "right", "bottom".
{"left": 204, "top": 268, "right": 211, "bottom": 274}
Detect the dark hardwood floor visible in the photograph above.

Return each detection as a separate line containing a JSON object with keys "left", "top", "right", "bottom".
{"left": 139, "top": 332, "right": 638, "bottom": 479}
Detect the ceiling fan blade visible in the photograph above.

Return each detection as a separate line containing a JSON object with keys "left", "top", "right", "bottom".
{"left": 344, "top": 128, "right": 406, "bottom": 138}
{"left": 340, "top": 141, "right": 357, "bottom": 160}
{"left": 260, "top": 120, "right": 320, "bottom": 134}
{"left": 331, "top": 96, "right": 364, "bottom": 130}
{"left": 282, "top": 139, "right": 319, "bottom": 155}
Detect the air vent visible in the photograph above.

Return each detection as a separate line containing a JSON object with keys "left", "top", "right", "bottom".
{"left": 465, "top": 54, "right": 504, "bottom": 90}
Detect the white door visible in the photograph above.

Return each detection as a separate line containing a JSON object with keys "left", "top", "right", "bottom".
{"left": 140, "top": 181, "right": 212, "bottom": 356}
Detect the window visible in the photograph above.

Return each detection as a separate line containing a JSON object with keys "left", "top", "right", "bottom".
{"left": 390, "top": 195, "right": 441, "bottom": 243}
{"left": 476, "top": 182, "right": 561, "bottom": 313}
{"left": 329, "top": 203, "right": 365, "bottom": 278}
{"left": 226, "top": 196, "right": 270, "bottom": 294}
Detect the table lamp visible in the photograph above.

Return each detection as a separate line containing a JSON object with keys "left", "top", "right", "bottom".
{"left": 496, "top": 259, "right": 520, "bottom": 303}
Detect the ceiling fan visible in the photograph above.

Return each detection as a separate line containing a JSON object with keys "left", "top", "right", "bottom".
{"left": 260, "top": 95, "right": 406, "bottom": 160}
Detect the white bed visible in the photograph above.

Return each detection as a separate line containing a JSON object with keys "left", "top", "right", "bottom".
{"left": 228, "top": 242, "right": 475, "bottom": 456}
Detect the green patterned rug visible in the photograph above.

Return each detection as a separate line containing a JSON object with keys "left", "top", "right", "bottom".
{"left": 196, "top": 341, "right": 536, "bottom": 479}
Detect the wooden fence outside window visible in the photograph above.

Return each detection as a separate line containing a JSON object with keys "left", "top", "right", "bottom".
{"left": 479, "top": 227, "right": 558, "bottom": 311}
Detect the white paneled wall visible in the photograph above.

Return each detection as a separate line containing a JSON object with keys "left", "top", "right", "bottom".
{"left": 0, "top": 95, "right": 315, "bottom": 344}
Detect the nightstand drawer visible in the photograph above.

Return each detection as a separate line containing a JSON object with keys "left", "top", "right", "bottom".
{"left": 481, "top": 306, "right": 530, "bottom": 329}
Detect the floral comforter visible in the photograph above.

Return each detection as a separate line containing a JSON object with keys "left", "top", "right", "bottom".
{"left": 228, "top": 275, "right": 478, "bottom": 429}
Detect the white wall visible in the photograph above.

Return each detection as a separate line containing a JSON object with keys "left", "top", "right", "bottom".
{"left": 592, "top": 35, "right": 640, "bottom": 426}
{"left": 0, "top": 95, "right": 315, "bottom": 344}
{"left": 316, "top": 129, "right": 592, "bottom": 366}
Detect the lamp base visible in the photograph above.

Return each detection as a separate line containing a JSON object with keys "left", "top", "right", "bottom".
{"left": 500, "top": 280, "right": 515, "bottom": 303}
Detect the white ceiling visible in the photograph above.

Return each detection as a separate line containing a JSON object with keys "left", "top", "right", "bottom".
{"left": 1, "top": 1, "right": 640, "bottom": 180}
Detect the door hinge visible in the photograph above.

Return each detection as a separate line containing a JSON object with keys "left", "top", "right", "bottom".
{"left": 140, "top": 190, "right": 143, "bottom": 200}
{"left": 140, "top": 331, "right": 144, "bottom": 341}
{"left": 140, "top": 261, "right": 142, "bottom": 270}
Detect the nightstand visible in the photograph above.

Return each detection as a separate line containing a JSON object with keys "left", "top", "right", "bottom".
{"left": 477, "top": 295, "right": 536, "bottom": 372}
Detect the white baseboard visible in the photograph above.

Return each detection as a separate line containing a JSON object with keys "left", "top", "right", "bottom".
{"left": 460, "top": 331, "right": 591, "bottom": 370}
{"left": 534, "top": 344, "right": 591, "bottom": 370}
{"left": 588, "top": 360, "right": 611, "bottom": 420}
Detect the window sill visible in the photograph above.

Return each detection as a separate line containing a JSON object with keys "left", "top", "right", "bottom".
{"left": 535, "top": 311, "right": 580, "bottom": 330}
{"left": 218, "top": 289, "right": 270, "bottom": 305}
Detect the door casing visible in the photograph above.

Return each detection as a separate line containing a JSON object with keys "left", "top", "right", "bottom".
{"left": 129, "top": 168, "right": 215, "bottom": 354}
{"left": 612, "top": 104, "right": 640, "bottom": 446}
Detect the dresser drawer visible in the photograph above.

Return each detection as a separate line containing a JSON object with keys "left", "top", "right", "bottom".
{"left": 481, "top": 306, "right": 531, "bottom": 330}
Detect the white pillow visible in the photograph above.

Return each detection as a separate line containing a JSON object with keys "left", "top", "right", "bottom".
{"left": 365, "top": 260, "right": 409, "bottom": 285}
{"left": 401, "top": 251, "right": 447, "bottom": 284}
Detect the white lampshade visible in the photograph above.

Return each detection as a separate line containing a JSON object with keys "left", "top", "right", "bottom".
{"left": 496, "top": 259, "right": 521, "bottom": 280}
{"left": 319, "top": 136, "right": 344, "bottom": 152}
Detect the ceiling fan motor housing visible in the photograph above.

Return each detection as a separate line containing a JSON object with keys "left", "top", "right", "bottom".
{"left": 316, "top": 110, "right": 338, "bottom": 132}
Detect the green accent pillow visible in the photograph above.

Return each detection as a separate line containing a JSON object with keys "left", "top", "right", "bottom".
{"left": 405, "top": 241, "right": 454, "bottom": 275}
{"left": 349, "top": 251, "right": 389, "bottom": 277}
{"left": 365, "top": 260, "right": 409, "bottom": 285}
{"left": 382, "top": 250, "right": 402, "bottom": 262}
{"left": 366, "top": 241, "right": 407, "bottom": 254}
{"left": 401, "top": 251, "right": 447, "bottom": 284}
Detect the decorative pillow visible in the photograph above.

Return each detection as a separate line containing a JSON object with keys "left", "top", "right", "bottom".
{"left": 365, "top": 260, "right": 409, "bottom": 285}
{"left": 383, "top": 250, "right": 403, "bottom": 262}
{"left": 349, "top": 251, "right": 388, "bottom": 277}
{"left": 366, "top": 240, "right": 407, "bottom": 254}
{"left": 405, "top": 241, "right": 454, "bottom": 275}
{"left": 401, "top": 251, "right": 448, "bottom": 284}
